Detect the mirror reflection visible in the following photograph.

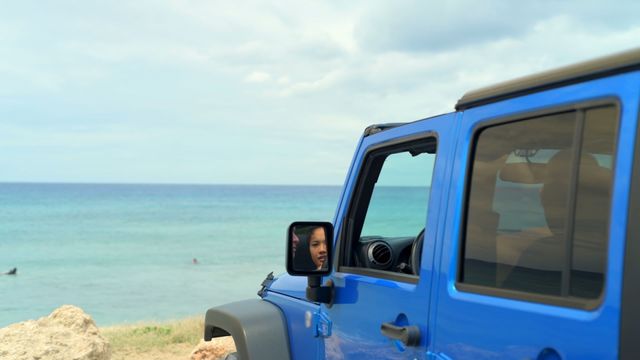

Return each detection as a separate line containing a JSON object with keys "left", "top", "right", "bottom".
{"left": 291, "top": 225, "right": 329, "bottom": 272}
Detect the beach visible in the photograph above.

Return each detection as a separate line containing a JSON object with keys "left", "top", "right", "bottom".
{"left": 0, "top": 183, "right": 426, "bottom": 357}
{"left": 0, "top": 305, "right": 235, "bottom": 360}
{"left": 0, "top": 183, "right": 341, "bottom": 358}
{"left": 101, "top": 316, "right": 229, "bottom": 360}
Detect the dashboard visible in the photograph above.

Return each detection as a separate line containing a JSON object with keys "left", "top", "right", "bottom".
{"left": 353, "top": 235, "right": 417, "bottom": 274}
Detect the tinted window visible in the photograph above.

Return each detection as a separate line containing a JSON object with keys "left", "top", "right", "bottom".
{"left": 461, "top": 105, "right": 616, "bottom": 302}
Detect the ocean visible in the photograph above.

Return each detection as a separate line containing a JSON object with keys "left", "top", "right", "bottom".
{"left": 0, "top": 182, "right": 545, "bottom": 327}
{"left": 0, "top": 183, "right": 342, "bottom": 327}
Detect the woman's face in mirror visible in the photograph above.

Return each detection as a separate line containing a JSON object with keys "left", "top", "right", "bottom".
{"left": 309, "top": 227, "right": 327, "bottom": 270}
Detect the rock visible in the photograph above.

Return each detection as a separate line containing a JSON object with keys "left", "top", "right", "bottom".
{"left": 0, "top": 305, "right": 111, "bottom": 360}
{"left": 190, "top": 337, "right": 236, "bottom": 360}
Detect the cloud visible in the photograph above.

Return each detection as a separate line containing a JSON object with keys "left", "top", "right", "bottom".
{"left": 0, "top": 0, "right": 639, "bottom": 184}
{"left": 353, "top": 0, "right": 640, "bottom": 53}
{"left": 353, "top": 1, "right": 533, "bottom": 53}
{"left": 244, "top": 71, "right": 271, "bottom": 83}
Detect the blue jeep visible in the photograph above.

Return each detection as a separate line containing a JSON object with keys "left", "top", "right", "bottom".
{"left": 204, "top": 48, "right": 640, "bottom": 360}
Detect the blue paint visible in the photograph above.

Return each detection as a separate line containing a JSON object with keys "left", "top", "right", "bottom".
{"left": 209, "top": 61, "right": 640, "bottom": 359}
{"left": 323, "top": 113, "right": 457, "bottom": 360}
{"left": 431, "top": 72, "right": 640, "bottom": 360}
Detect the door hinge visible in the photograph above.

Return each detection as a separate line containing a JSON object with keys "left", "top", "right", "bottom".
{"left": 257, "top": 271, "right": 275, "bottom": 298}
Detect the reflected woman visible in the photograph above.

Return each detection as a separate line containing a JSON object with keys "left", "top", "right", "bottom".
{"left": 308, "top": 226, "right": 328, "bottom": 271}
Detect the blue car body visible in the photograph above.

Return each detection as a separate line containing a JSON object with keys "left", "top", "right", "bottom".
{"left": 205, "top": 48, "right": 640, "bottom": 360}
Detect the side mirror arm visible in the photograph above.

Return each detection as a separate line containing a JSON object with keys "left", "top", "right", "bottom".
{"left": 306, "top": 276, "right": 334, "bottom": 307}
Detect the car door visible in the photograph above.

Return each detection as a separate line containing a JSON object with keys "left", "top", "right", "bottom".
{"left": 322, "top": 113, "right": 457, "bottom": 359}
{"left": 429, "top": 71, "right": 640, "bottom": 359}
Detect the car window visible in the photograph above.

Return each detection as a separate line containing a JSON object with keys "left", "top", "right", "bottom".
{"left": 361, "top": 151, "right": 433, "bottom": 238}
{"left": 343, "top": 138, "right": 437, "bottom": 279}
{"left": 460, "top": 105, "right": 617, "bottom": 304}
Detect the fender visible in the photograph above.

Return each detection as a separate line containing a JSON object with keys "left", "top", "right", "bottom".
{"left": 204, "top": 299, "right": 291, "bottom": 360}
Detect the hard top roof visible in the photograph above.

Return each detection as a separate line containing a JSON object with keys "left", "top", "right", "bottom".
{"left": 456, "top": 47, "right": 640, "bottom": 111}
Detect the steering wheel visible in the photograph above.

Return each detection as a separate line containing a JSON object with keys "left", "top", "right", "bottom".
{"left": 410, "top": 229, "right": 425, "bottom": 275}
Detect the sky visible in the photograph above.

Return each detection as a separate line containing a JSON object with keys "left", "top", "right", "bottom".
{"left": 1, "top": 1, "right": 639, "bottom": 185}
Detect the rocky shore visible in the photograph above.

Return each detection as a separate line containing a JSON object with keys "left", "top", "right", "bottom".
{"left": 0, "top": 306, "right": 236, "bottom": 360}
{"left": 0, "top": 305, "right": 110, "bottom": 360}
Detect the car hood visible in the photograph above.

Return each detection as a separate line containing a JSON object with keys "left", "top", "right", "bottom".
{"left": 266, "top": 273, "right": 308, "bottom": 300}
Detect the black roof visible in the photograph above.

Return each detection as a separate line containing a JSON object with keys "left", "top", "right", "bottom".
{"left": 363, "top": 123, "right": 406, "bottom": 136}
{"left": 456, "top": 47, "right": 640, "bottom": 111}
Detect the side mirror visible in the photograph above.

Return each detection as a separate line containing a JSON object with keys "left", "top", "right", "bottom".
{"left": 286, "top": 221, "right": 334, "bottom": 276}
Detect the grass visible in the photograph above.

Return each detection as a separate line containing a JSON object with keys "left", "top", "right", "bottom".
{"left": 101, "top": 317, "right": 204, "bottom": 360}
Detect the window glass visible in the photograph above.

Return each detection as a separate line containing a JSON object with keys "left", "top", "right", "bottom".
{"left": 346, "top": 139, "right": 436, "bottom": 277}
{"left": 361, "top": 152, "right": 433, "bottom": 237}
{"left": 461, "top": 106, "right": 616, "bottom": 301}
{"left": 571, "top": 107, "right": 616, "bottom": 298}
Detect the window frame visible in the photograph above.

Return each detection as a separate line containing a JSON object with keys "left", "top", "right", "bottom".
{"left": 337, "top": 132, "right": 438, "bottom": 284}
{"left": 456, "top": 98, "right": 620, "bottom": 310}
{"left": 620, "top": 95, "right": 640, "bottom": 358}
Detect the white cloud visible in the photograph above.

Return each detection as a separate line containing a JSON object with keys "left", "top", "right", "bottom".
{"left": 0, "top": 0, "right": 638, "bottom": 184}
{"left": 272, "top": 70, "right": 345, "bottom": 97}
{"left": 244, "top": 71, "right": 271, "bottom": 83}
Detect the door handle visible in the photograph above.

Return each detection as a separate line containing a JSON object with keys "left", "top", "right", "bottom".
{"left": 380, "top": 322, "right": 421, "bottom": 346}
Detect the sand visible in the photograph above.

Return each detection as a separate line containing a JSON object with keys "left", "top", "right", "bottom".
{"left": 101, "top": 317, "right": 235, "bottom": 360}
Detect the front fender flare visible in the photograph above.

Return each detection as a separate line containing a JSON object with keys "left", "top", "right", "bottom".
{"left": 204, "top": 299, "right": 291, "bottom": 360}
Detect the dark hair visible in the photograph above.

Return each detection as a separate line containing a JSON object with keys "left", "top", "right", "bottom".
{"left": 307, "top": 226, "right": 324, "bottom": 239}
{"left": 293, "top": 233, "right": 316, "bottom": 270}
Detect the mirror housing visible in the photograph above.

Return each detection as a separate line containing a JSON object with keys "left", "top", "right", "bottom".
{"left": 286, "top": 221, "right": 333, "bottom": 276}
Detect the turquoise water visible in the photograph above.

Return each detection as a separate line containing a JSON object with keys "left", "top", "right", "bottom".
{"left": 0, "top": 183, "right": 341, "bottom": 326}
{"left": 0, "top": 183, "right": 542, "bottom": 327}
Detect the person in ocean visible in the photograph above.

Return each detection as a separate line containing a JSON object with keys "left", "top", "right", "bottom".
{"left": 4, "top": 267, "right": 16, "bottom": 275}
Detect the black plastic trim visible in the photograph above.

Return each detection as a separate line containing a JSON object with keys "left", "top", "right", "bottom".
{"left": 561, "top": 109, "right": 585, "bottom": 296}
{"left": 619, "top": 104, "right": 640, "bottom": 359}
{"left": 380, "top": 322, "right": 421, "bottom": 346}
{"left": 204, "top": 299, "right": 291, "bottom": 360}
{"left": 456, "top": 47, "right": 640, "bottom": 110}
{"left": 340, "top": 266, "right": 419, "bottom": 284}
{"left": 364, "top": 123, "right": 407, "bottom": 136}
{"left": 455, "top": 98, "right": 620, "bottom": 310}
{"left": 286, "top": 221, "right": 334, "bottom": 276}
{"left": 456, "top": 283, "right": 600, "bottom": 309}
{"left": 306, "top": 278, "right": 335, "bottom": 307}
{"left": 257, "top": 272, "right": 276, "bottom": 298}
